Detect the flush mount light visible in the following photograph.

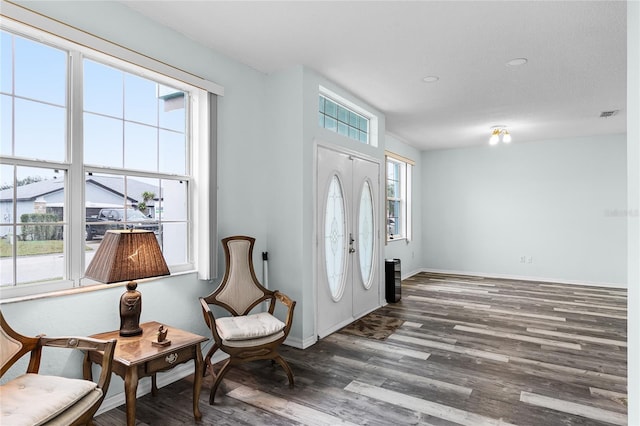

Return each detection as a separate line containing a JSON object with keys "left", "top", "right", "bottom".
{"left": 506, "top": 58, "right": 528, "bottom": 67}
{"left": 489, "top": 126, "right": 511, "bottom": 145}
{"left": 422, "top": 76, "right": 439, "bottom": 83}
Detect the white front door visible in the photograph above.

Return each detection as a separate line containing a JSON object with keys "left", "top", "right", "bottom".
{"left": 316, "top": 145, "right": 380, "bottom": 339}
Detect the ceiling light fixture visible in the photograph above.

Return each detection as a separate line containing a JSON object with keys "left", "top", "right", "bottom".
{"left": 506, "top": 58, "right": 528, "bottom": 67}
{"left": 489, "top": 126, "right": 511, "bottom": 145}
{"left": 422, "top": 76, "right": 439, "bottom": 83}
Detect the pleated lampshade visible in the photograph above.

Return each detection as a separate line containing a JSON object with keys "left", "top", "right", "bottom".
{"left": 85, "top": 230, "right": 169, "bottom": 284}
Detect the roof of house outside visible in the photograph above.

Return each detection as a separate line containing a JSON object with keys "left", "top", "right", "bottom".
{"left": 0, "top": 175, "right": 160, "bottom": 203}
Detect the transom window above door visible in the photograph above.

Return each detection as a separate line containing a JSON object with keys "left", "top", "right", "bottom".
{"left": 317, "top": 86, "right": 378, "bottom": 147}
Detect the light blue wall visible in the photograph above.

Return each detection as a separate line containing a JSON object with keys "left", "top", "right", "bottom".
{"left": 421, "top": 134, "right": 628, "bottom": 286}
{"left": 263, "top": 65, "right": 306, "bottom": 344}
{"left": 383, "top": 134, "right": 423, "bottom": 278}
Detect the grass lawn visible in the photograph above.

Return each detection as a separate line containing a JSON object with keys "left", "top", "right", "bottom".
{"left": 0, "top": 239, "right": 64, "bottom": 257}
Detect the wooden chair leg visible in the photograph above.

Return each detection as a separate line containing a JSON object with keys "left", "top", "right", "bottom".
{"left": 203, "top": 344, "right": 219, "bottom": 377}
{"left": 274, "top": 355, "right": 294, "bottom": 388}
{"left": 209, "top": 358, "right": 233, "bottom": 405}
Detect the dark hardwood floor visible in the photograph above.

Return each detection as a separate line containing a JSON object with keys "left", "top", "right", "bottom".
{"left": 94, "top": 272, "right": 627, "bottom": 425}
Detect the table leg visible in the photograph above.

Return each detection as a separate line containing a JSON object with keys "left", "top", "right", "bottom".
{"left": 151, "top": 373, "right": 158, "bottom": 396}
{"left": 124, "top": 366, "right": 139, "bottom": 426}
{"left": 193, "top": 343, "right": 203, "bottom": 421}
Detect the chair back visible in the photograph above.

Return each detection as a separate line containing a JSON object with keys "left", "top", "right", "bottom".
{"left": 1, "top": 311, "right": 39, "bottom": 377}
{"left": 205, "top": 236, "right": 272, "bottom": 316}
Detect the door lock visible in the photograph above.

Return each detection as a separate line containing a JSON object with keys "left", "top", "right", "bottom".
{"left": 349, "top": 233, "right": 356, "bottom": 253}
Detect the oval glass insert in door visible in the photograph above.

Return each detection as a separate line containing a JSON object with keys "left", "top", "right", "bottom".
{"left": 358, "top": 180, "right": 374, "bottom": 289}
{"left": 324, "top": 175, "right": 346, "bottom": 301}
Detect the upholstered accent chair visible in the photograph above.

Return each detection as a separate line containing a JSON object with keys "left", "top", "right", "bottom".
{"left": 200, "top": 235, "right": 296, "bottom": 404}
{"left": 0, "top": 310, "right": 116, "bottom": 426}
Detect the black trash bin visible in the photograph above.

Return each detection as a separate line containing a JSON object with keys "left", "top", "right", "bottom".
{"left": 385, "top": 258, "right": 401, "bottom": 303}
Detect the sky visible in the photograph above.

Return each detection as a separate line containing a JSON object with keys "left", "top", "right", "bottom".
{"left": 0, "top": 30, "right": 186, "bottom": 187}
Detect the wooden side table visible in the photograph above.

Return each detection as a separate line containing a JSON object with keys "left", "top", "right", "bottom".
{"left": 83, "top": 321, "right": 208, "bottom": 426}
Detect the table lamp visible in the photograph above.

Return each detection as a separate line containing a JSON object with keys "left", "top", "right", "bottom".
{"left": 85, "top": 230, "right": 170, "bottom": 336}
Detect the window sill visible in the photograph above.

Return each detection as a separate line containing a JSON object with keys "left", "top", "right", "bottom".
{"left": 387, "top": 237, "right": 407, "bottom": 243}
{"left": 0, "top": 269, "right": 197, "bottom": 305}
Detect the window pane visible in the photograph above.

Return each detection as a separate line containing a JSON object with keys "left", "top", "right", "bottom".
{"left": 348, "top": 126, "right": 358, "bottom": 140}
{"left": 84, "top": 113, "right": 123, "bottom": 167}
{"left": 1, "top": 32, "right": 12, "bottom": 94}
{"left": 159, "top": 130, "right": 186, "bottom": 175}
{"left": 14, "top": 36, "right": 66, "bottom": 106}
{"left": 325, "top": 99, "right": 337, "bottom": 118}
{"left": 126, "top": 176, "right": 161, "bottom": 222}
{"left": 158, "top": 87, "right": 185, "bottom": 132}
{"left": 337, "top": 121, "right": 348, "bottom": 136}
{"left": 125, "top": 122, "right": 157, "bottom": 171}
{"left": 324, "top": 175, "right": 346, "bottom": 300}
{"left": 15, "top": 98, "right": 65, "bottom": 161}
{"left": 337, "top": 105, "right": 348, "bottom": 123}
{"left": 1, "top": 95, "right": 12, "bottom": 156}
{"left": 125, "top": 74, "right": 157, "bottom": 126}
{"left": 0, "top": 167, "right": 66, "bottom": 286}
{"left": 325, "top": 116, "right": 337, "bottom": 132}
{"left": 387, "top": 179, "right": 398, "bottom": 198}
{"left": 359, "top": 116, "right": 368, "bottom": 132}
{"left": 15, "top": 225, "right": 64, "bottom": 285}
{"left": 84, "top": 59, "right": 123, "bottom": 118}
{"left": 358, "top": 181, "right": 374, "bottom": 288}
{"left": 159, "top": 179, "right": 187, "bottom": 221}
{"left": 0, "top": 225, "right": 15, "bottom": 285}
{"left": 161, "top": 222, "right": 187, "bottom": 265}
{"left": 318, "top": 113, "right": 324, "bottom": 128}
{"left": 349, "top": 111, "right": 359, "bottom": 128}
{"left": 387, "top": 161, "right": 399, "bottom": 180}
{"left": 318, "top": 96, "right": 325, "bottom": 113}
{"left": 387, "top": 200, "right": 400, "bottom": 236}
{"left": 0, "top": 165, "right": 13, "bottom": 224}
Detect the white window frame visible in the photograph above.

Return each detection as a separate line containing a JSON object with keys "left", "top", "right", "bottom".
{"left": 385, "top": 151, "right": 413, "bottom": 242}
{"left": 0, "top": 14, "right": 217, "bottom": 300}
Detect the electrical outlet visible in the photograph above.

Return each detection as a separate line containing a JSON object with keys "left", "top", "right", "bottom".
{"left": 527, "top": 256, "right": 533, "bottom": 264}
{"left": 520, "top": 256, "right": 526, "bottom": 263}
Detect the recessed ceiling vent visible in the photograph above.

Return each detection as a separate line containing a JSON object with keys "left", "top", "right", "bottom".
{"left": 600, "top": 110, "right": 619, "bottom": 118}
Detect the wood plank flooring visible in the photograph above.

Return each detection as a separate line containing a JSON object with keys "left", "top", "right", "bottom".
{"left": 93, "top": 272, "right": 627, "bottom": 425}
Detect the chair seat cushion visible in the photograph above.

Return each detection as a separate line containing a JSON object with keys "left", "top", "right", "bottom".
{"left": 0, "top": 373, "right": 97, "bottom": 426}
{"left": 216, "top": 312, "right": 285, "bottom": 341}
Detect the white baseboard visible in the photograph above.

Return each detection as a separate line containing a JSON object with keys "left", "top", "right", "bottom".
{"left": 285, "top": 334, "right": 317, "bottom": 349}
{"left": 420, "top": 268, "right": 626, "bottom": 289}
{"left": 402, "top": 268, "right": 423, "bottom": 281}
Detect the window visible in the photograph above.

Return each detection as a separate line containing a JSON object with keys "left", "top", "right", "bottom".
{"left": 319, "top": 95, "right": 369, "bottom": 144}
{"left": 317, "top": 86, "right": 378, "bottom": 146}
{"left": 386, "top": 152, "right": 413, "bottom": 241}
{"left": 0, "top": 23, "right": 210, "bottom": 299}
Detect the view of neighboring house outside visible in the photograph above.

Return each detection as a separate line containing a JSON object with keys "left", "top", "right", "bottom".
{"left": 0, "top": 175, "right": 160, "bottom": 239}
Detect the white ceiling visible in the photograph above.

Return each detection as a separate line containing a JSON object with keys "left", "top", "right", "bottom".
{"left": 121, "top": 1, "right": 627, "bottom": 151}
